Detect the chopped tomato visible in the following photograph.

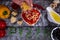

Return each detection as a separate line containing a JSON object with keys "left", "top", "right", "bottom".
{"left": 0, "top": 30, "right": 6, "bottom": 38}
{"left": 0, "top": 20, "right": 6, "bottom": 29}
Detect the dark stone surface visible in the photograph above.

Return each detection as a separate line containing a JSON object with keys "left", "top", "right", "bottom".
{"left": 0, "top": 0, "right": 60, "bottom": 40}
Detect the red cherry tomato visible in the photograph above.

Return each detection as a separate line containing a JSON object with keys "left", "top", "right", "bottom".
{"left": 0, "top": 20, "right": 6, "bottom": 29}
{"left": 0, "top": 30, "right": 6, "bottom": 38}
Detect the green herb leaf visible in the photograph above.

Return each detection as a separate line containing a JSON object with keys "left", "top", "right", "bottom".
{"left": 9, "top": 27, "right": 16, "bottom": 34}
{"left": 36, "top": 27, "right": 40, "bottom": 35}
{"left": 26, "top": 28, "right": 32, "bottom": 37}
{"left": 19, "top": 28, "right": 23, "bottom": 36}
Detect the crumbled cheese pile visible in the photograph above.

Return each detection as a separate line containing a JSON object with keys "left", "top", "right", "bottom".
{"left": 21, "top": 2, "right": 31, "bottom": 11}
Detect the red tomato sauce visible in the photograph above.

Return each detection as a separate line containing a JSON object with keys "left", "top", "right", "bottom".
{"left": 22, "top": 9, "right": 40, "bottom": 25}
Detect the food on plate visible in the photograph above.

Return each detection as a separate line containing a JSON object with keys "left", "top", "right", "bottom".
{"left": 0, "top": 20, "right": 6, "bottom": 29}
{"left": 0, "top": 5, "right": 10, "bottom": 19}
{"left": 11, "top": 11, "right": 17, "bottom": 16}
{"left": 22, "top": 8, "right": 40, "bottom": 25}
{"left": 10, "top": 16, "right": 17, "bottom": 23}
{"left": 46, "top": 7, "right": 60, "bottom": 24}
{"left": 0, "top": 30, "right": 6, "bottom": 38}
{"left": 17, "top": 20, "right": 23, "bottom": 25}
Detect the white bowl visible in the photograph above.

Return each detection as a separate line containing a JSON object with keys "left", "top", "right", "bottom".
{"left": 46, "top": 7, "right": 60, "bottom": 24}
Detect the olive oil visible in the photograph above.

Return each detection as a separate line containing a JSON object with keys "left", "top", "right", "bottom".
{"left": 50, "top": 10, "right": 60, "bottom": 24}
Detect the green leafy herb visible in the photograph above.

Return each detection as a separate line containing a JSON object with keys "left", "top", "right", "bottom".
{"left": 36, "top": 27, "right": 40, "bottom": 35}
{"left": 9, "top": 27, "right": 16, "bottom": 34}
{"left": 19, "top": 28, "right": 23, "bottom": 36}
{"left": 26, "top": 28, "right": 32, "bottom": 37}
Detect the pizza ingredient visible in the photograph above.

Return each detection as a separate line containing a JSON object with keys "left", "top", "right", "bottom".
{"left": 10, "top": 16, "right": 17, "bottom": 23}
{"left": 0, "top": 30, "right": 6, "bottom": 38}
{"left": 21, "top": 1, "right": 31, "bottom": 11}
{"left": 9, "top": 27, "right": 16, "bottom": 34}
{"left": 17, "top": 20, "right": 23, "bottom": 25}
{"left": 0, "top": 5, "right": 10, "bottom": 19}
{"left": 19, "top": 28, "right": 23, "bottom": 36}
{"left": 11, "top": 11, "right": 18, "bottom": 16}
{"left": 0, "top": 20, "right": 6, "bottom": 29}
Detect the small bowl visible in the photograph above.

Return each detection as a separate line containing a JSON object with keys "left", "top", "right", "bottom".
{"left": 46, "top": 7, "right": 60, "bottom": 24}
{"left": 51, "top": 27, "right": 60, "bottom": 40}
{"left": 21, "top": 8, "right": 41, "bottom": 26}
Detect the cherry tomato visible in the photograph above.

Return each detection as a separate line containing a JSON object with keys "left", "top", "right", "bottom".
{"left": 0, "top": 30, "right": 6, "bottom": 38}
{"left": 0, "top": 20, "right": 6, "bottom": 29}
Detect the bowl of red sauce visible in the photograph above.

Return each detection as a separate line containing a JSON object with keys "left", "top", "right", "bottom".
{"left": 22, "top": 8, "right": 41, "bottom": 26}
